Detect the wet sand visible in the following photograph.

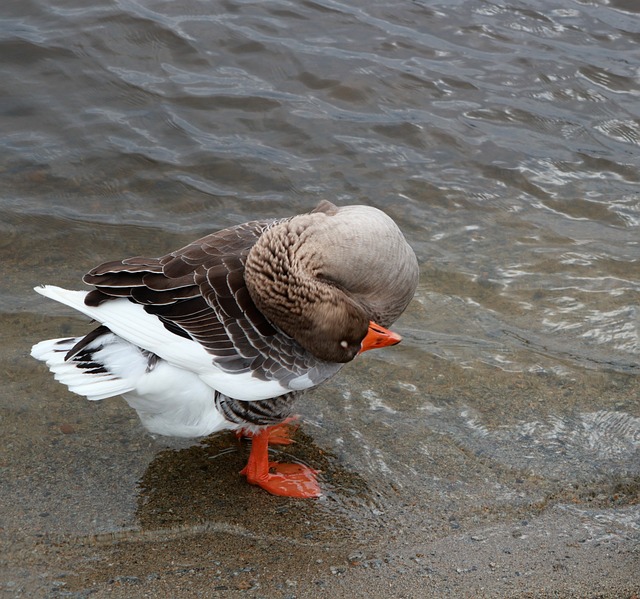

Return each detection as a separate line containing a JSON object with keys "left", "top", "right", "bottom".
{"left": 3, "top": 310, "right": 639, "bottom": 598}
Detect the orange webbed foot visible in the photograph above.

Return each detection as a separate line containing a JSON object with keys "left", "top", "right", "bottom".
{"left": 239, "top": 425, "right": 321, "bottom": 498}
{"left": 240, "top": 463, "right": 321, "bottom": 498}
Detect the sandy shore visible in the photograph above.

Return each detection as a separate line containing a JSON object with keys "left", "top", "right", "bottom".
{"left": 3, "top": 312, "right": 639, "bottom": 598}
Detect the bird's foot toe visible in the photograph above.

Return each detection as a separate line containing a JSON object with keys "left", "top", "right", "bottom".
{"left": 241, "top": 461, "right": 321, "bottom": 498}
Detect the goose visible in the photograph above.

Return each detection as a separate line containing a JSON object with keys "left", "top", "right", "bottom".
{"left": 31, "top": 200, "right": 419, "bottom": 498}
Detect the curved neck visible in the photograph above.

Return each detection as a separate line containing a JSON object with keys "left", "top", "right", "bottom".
{"left": 244, "top": 217, "right": 369, "bottom": 362}
{"left": 245, "top": 219, "right": 322, "bottom": 329}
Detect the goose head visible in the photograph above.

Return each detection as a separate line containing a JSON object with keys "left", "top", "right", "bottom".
{"left": 245, "top": 201, "right": 418, "bottom": 363}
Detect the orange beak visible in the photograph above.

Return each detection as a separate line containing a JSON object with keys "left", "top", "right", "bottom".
{"left": 359, "top": 321, "right": 402, "bottom": 354}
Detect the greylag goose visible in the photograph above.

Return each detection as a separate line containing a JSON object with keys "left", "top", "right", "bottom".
{"left": 31, "top": 200, "right": 418, "bottom": 497}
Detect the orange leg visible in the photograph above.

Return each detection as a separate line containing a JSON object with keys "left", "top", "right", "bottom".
{"left": 239, "top": 426, "right": 321, "bottom": 498}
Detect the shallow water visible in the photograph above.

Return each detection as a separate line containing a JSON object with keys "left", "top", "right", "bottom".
{"left": 2, "top": 0, "right": 639, "bottom": 596}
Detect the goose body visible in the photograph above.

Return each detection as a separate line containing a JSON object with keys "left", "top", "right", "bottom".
{"left": 31, "top": 200, "right": 418, "bottom": 497}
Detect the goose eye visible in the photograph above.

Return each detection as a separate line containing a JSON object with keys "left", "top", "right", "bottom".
{"left": 340, "top": 340, "right": 348, "bottom": 349}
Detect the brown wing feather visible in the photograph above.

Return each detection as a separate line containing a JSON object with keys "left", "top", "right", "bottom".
{"left": 81, "top": 218, "right": 340, "bottom": 386}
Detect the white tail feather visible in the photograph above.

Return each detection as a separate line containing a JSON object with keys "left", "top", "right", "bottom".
{"left": 31, "top": 337, "right": 136, "bottom": 401}
{"left": 33, "top": 285, "right": 214, "bottom": 375}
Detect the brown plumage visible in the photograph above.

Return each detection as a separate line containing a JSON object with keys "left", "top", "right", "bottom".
{"left": 32, "top": 200, "right": 419, "bottom": 498}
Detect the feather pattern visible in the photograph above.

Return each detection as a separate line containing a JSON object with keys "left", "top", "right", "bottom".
{"left": 32, "top": 201, "right": 419, "bottom": 443}
{"left": 83, "top": 218, "right": 342, "bottom": 388}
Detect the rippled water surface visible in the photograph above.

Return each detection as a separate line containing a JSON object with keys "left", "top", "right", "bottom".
{"left": 2, "top": 0, "right": 639, "bottom": 596}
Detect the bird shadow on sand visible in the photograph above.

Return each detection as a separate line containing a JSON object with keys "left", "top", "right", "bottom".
{"left": 135, "top": 426, "right": 388, "bottom": 546}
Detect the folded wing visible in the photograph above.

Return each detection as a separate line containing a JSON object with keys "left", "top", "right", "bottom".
{"left": 82, "top": 219, "right": 341, "bottom": 391}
